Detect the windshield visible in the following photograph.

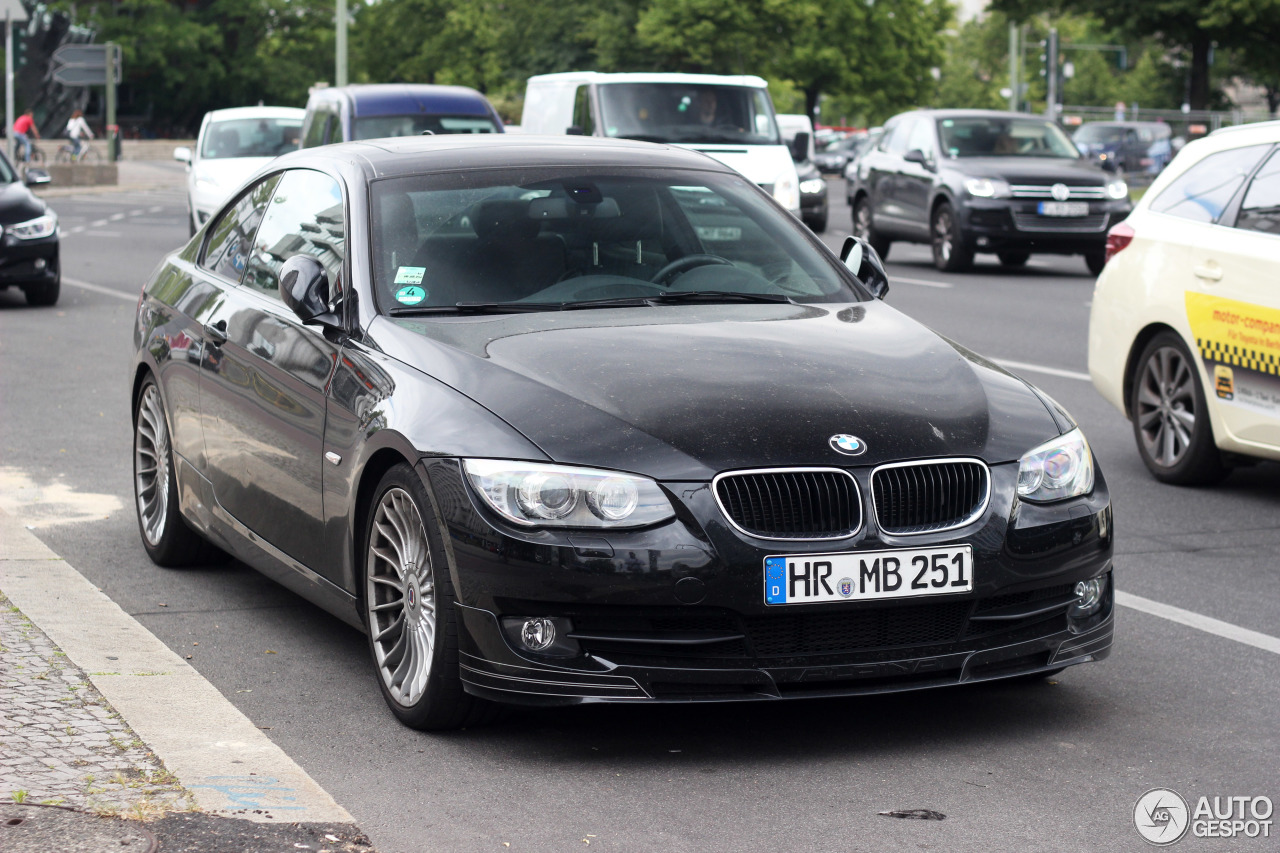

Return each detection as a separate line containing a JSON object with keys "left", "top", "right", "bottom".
{"left": 370, "top": 168, "right": 859, "bottom": 314}
{"left": 597, "top": 83, "right": 781, "bottom": 145}
{"left": 353, "top": 114, "right": 500, "bottom": 140}
{"left": 200, "top": 118, "right": 303, "bottom": 159}
{"left": 939, "top": 117, "right": 1080, "bottom": 159}
{"left": 1074, "top": 125, "right": 1125, "bottom": 144}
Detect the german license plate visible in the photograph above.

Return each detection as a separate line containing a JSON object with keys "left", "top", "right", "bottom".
{"left": 1037, "top": 201, "right": 1089, "bottom": 217}
{"left": 764, "top": 546, "right": 973, "bottom": 605}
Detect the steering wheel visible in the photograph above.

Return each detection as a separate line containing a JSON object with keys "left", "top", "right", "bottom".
{"left": 650, "top": 253, "right": 733, "bottom": 285}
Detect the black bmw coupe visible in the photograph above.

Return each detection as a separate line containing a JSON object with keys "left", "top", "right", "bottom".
{"left": 131, "top": 135, "right": 1113, "bottom": 730}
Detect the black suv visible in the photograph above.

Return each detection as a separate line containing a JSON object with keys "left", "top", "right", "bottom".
{"left": 848, "top": 109, "right": 1132, "bottom": 274}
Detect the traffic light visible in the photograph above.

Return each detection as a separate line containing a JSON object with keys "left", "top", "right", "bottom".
{"left": 11, "top": 34, "right": 26, "bottom": 68}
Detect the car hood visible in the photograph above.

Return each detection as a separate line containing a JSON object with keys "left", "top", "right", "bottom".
{"left": 191, "top": 157, "right": 277, "bottom": 195}
{"left": 949, "top": 156, "right": 1109, "bottom": 185}
{"left": 0, "top": 181, "right": 46, "bottom": 225}
{"left": 374, "top": 302, "right": 1061, "bottom": 481}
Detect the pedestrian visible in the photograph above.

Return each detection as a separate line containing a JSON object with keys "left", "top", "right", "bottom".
{"left": 65, "top": 109, "right": 93, "bottom": 158}
{"left": 12, "top": 109, "right": 38, "bottom": 162}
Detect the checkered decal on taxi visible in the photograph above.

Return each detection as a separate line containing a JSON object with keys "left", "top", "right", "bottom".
{"left": 1197, "top": 337, "right": 1280, "bottom": 376}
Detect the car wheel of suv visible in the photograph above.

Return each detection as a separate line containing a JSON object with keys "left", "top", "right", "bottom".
{"left": 853, "top": 197, "right": 890, "bottom": 260}
{"left": 364, "top": 464, "right": 502, "bottom": 730}
{"left": 931, "top": 203, "right": 973, "bottom": 272}
{"left": 1130, "top": 333, "right": 1228, "bottom": 485}
{"left": 1085, "top": 250, "right": 1107, "bottom": 276}
{"left": 23, "top": 274, "right": 59, "bottom": 307}
{"left": 134, "top": 378, "right": 227, "bottom": 566}
{"left": 997, "top": 252, "right": 1029, "bottom": 268}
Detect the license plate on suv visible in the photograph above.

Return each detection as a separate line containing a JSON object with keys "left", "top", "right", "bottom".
{"left": 764, "top": 546, "right": 973, "bottom": 605}
{"left": 1038, "top": 201, "right": 1089, "bottom": 217}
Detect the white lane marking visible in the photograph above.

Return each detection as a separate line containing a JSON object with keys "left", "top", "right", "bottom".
{"left": 91, "top": 218, "right": 109, "bottom": 227}
{"left": 992, "top": 358, "right": 1091, "bottom": 382}
{"left": 81, "top": 230, "right": 123, "bottom": 237}
{"left": 109, "top": 212, "right": 126, "bottom": 221}
{"left": 130, "top": 208, "right": 146, "bottom": 216}
{"left": 148, "top": 205, "right": 163, "bottom": 213}
{"left": 891, "top": 275, "right": 953, "bottom": 289}
{"left": 1117, "top": 590, "right": 1280, "bottom": 656}
{"left": 62, "top": 275, "right": 137, "bottom": 302}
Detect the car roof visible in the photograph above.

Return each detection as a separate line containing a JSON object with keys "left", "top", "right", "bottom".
{"left": 528, "top": 71, "right": 769, "bottom": 89}
{"left": 309, "top": 84, "right": 495, "bottom": 118}
{"left": 272, "top": 133, "right": 741, "bottom": 180}
{"left": 1208, "top": 119, "right": 1280, "bottom": 141}
{"left": 898, "top": 109, "right": 1058, "bottom": 122}
{"left": 204, "top": 106, "right": 305, "bottom": 123}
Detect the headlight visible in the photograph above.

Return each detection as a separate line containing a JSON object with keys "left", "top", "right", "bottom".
{"left": 8, "top": 212, "right": 57, "bottom": 240}
{"left": 463, "top": 459, "right": 676, "bottom": 529}
{"left": 1105, "top": 178, "right": 1129, "bottom": 200}
{"left": 1016, "top": 428, "right": 1094, "bottom": 503}
{"left": 799, "top": 178, "right": 825, "bottom": 195}
{"left": 773, "top": 174, "right": 800, "bottom": 212}
{"left": 963, "top": 177, "right": 1011, "bottom": 199}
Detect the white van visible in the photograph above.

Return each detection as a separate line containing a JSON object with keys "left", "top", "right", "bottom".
{"left": 522, "top": 71, "right": 805, "bottom": 214}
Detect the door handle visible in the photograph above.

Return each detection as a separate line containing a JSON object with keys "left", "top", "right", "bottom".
{"left": 203, "top": 319, "right": 228, "bottom": 345}
{"left": 1193, "top": 264, "right": 1223, "bottom": 282}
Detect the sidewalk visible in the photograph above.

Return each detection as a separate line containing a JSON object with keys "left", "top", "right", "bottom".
{"left": 33, "top": 159, "right": 188, "bottom": 197}
{"left": 0, "top": 510, "right": 376, "bottom": 852}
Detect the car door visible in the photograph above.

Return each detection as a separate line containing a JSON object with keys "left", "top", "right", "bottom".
{"left": 198, "top": 169, "right": 346, "bottom": 570}
{"left": 1187, "top": 146, "right": 1280, "bottom": 448}
{"left": 897, "top": 117, "right": 938, "bottom": 239}
{"left": 867, "top": 117, "right": 913, "bottom": 235}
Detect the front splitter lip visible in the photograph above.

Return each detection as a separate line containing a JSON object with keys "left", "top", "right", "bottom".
{"left": 456, "top": 607, "right": 1113, "bottom": 707}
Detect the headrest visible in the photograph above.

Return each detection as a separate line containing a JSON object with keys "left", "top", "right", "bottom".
{"left": 471, "top": 199, "right": 539, "bottom": 242}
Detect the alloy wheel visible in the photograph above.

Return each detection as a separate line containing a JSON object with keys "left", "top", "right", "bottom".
{"left": 366, "top": 487, "right": 436, "bottom": 707}
{"left": 1135, "top": 345, "right": 1197, "bottom": 468}
{"left": 854, "top": 201, "right": 871, "bottom": 240}
{"left": 933, "top": 209, "right": 953, "bottom": 263}
{"left": 134, "top": 384, "right": 171, "bottom": 547}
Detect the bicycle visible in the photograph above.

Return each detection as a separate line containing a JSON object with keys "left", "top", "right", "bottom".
{"left": 15, "top": 140, "right": 45, "bottom": 166}
{"left": 55, "top": 140, "right": 101, "bottom": 164}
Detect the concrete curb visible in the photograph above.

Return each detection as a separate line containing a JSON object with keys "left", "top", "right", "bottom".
{"left": 0, "top": 509, "right": 352, "bottom": 824}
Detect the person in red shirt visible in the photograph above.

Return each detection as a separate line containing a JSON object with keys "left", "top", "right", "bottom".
{"left": 13, "top": 110, "right": 39, "bottom": 162}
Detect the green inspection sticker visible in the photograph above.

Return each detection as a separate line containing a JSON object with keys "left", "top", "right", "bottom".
{"left": 394, "top": 266, "right": 426, "bottom": 285}
{"left": 394, "top": 285, "right": 427, "bottom": 306}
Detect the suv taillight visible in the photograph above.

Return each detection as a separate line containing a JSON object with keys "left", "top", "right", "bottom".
{"left": 1105, "top": 222, "right": 1135, "bottom": 263}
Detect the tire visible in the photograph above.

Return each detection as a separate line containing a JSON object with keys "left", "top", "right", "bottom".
{"left": 1085, "top": 250, "right": 1107, "bottom": 276}
{"left": 133, "top": 378, "right": 227, "bottom": 566}
{"left": 997, "top": 251, "right": 1030, "bottom": 267}
{"left": 23, "top": 264, "right": 59, "bottom": 307}
{"left": 852, "top": 196, "right": 890, "bottom": 260}
{"left": 79, "top": 146, "right": 102, "bottom": 164}
{"left": 930, "top": 202, "right": 973, "bottom": 272}
{"left": 1129, "top": 332, "right": 1228, "bottom": 485}
{"left": 363, "top": 464, "right": 502, "bottom": 730}
{"left": 54, "top": 146, "right": 71, "bottom": 164}
{"left": 28, "top": 147, "right": 44, "bottom": 167}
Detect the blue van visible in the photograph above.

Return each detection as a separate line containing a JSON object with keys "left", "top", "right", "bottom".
{"left": 301, "top": 84, "right": 504, "bottom": 147}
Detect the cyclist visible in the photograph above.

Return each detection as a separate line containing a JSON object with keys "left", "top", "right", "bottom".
{"left": 12, "top": 109, "right": 39, "bottom": 163}
{"left": 65, "top": 109, "right": 93, "bottom": 159}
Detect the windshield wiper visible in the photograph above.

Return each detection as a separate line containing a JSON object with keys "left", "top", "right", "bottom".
{"left": 389, "top": 301, "right": 568, "bottom": 316}
{"left": 645, "top": 290, "right": 796, "bottom": 305}
{"left": 388, "top": 291, "right": 796, "bottom": 317}
{"left": 614, "top": 133, "right": 670, "bottom": 144}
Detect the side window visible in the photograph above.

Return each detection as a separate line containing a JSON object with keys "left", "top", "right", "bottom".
{"left": 1149, "top": 144, "right": 1270, "bottom": 224}
{"left": 1234, "top": 149, "right": 1280, "bottom": 235}
{"left": 302, "top": 107, "right": 328, "bottom": 148}
{"left": 883, "top": 119, "right": 913, "bottom": 157}
{"left": 201, "top": 174, "right": 282, "bottom": 282}
{"left": 906, "top": 119, "right": 936, "bottom": 160}
{"left": 242, "top": 170, "right": 346, "bottom": 303}
{"left": 572, "top": 85, "right": 594, "bottom": 135}
{"left": 877, "top": 119, "right": 901, "bottom": 153}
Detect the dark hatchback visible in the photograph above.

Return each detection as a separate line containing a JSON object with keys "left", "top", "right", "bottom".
{"left": 0, "top": 158, "right": 59, "bottom": 305}
{"left": 848, "top": 109, "right": 1131, "bottom": 274}
{"left": 131, "top": 135, "right": 1113, "bottom": 730}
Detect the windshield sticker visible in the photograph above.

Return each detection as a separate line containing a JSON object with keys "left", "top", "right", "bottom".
{"left": 394, "top": 266, "right": 426, "bottom": 285}
{"left": 394, "top": 285, "right": 427, "bottom": 306}
{"left": 1186, "top": 292, "right": 1280, "bottom": 417}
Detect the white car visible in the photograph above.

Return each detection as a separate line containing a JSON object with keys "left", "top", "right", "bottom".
{"left": 174, "top": 106, "right": 305, "bottom": 236}
{"left": 1089, "top": 120, "right": 1280, "bottom": 484}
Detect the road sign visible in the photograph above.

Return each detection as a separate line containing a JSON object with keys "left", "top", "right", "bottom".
{"left": 51, "top": 44, "right": 110, "bottom": 66}
{"left": 50, "top": 43, "right": 121, "bottom": 86}
{"left": 0, "top": 0, "right": 28, "bottom": 22}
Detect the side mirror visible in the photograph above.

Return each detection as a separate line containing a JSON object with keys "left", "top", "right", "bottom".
{"left": 904, "top": 149, "right": 931, "bottom": 168}
{"left": 566, "top": 125, "right": 585, "bottom": 136}
{"left": 1100, "top": 157, "right": 1118, "bottom": 172}
{"left": 279, "top": 255, "right": 341, "bottom": 328}
{"left": 840, "top": 235, "right": 889, "bottom": 300}
{"left": 23, "top": 168, "right": 51, "bottom": 187}
{"left": 173, "top": 146, "right": 192, "bottom": 165}
{"left": 789, "top": 131, "right": 811, "bottom": 162}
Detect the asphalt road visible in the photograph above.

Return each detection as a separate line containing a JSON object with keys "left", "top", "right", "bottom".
{"left": 1, "top": 178, "right": 1276, "bottom": 852}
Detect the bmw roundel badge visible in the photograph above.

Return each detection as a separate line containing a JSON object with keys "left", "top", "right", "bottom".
{"left": 829, "top": 434, "right": 867, "bottom": 456}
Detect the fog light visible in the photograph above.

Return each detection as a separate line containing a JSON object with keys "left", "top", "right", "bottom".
{"left": 1069, "top": 575, "right": 1107, "bottom": 618}
{"left": 33, "top": 258, "right": 45, "bottom": 270}
{"left": 520, "top": 617, "right": 557, "bottom": 652}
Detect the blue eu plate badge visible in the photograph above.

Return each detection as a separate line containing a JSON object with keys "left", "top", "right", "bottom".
{"left": 765, "top": 557, "right": 787, "bottom": 604}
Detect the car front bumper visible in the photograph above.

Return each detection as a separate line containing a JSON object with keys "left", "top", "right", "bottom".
{"left": 421, "top": 457, "right": 1115, "bottom": 706}
{"left": 0, "top": 232, "right": 58, "bottom": 285}
{"left": 959, "top": 199, "right": 1132, "bottom": 255}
